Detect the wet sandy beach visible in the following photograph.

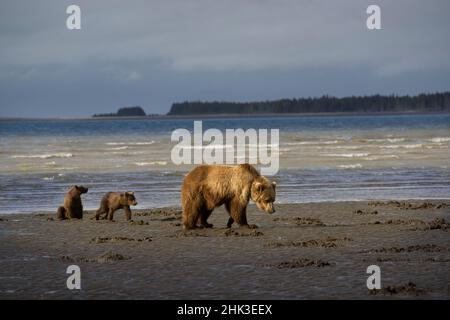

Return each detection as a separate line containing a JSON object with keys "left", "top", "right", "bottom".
{"left": 0, "top": 200, "right": 449, "bottom": 299}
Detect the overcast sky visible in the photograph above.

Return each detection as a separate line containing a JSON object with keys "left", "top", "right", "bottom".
{"left": 1, "top": 0, "right": 450, "bottom": 117}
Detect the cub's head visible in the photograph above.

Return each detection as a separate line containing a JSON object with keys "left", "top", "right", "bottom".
{"left": 73, "top": 185, "right": 88, "bottom": 194}
{"left": 124, "top": 192, "right": 138, "bottom": 206}
{"left": 251, "top": 177, "right": 276, "bottom": 214}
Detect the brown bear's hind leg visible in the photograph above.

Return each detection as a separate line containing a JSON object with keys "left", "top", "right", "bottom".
{"left": 95, "top": 205, "right": 105, "bottom": 220}
{"left": 183, "top": 201, "right": 200, "bottom": 230}
{"left": 225, "top": 201, "right": 234, "bottom": 228}
{"left": 56, "top": 206, "right": 67, "bottom": 220}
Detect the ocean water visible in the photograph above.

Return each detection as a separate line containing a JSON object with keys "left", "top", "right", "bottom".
{"left": 0, "top": 114, "right": 449, "bottom": 214}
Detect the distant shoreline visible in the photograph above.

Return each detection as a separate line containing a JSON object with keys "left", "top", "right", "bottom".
{"left": 1, "top": 110, "right": 449, "bottom": 121}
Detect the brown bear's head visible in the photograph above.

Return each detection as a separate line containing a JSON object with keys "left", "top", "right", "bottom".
{"left": 73, "top": 185, "right": 88, "bottom": 194}
{"left": 251, "top": 177, "right": 276, "bottom": 214}
{"left": 125, "top": 192, "right": 138, "bottom": 206}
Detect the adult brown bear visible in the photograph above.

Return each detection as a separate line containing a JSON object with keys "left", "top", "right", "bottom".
{"left": 181, "top": 164, "right": 276, "bottom": 230}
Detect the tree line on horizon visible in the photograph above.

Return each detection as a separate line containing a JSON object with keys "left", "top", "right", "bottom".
{"left": 93, "top": 106, "right": 146, "bottom": 117}
{"left": 167, "top": 92, "right": 450, "bottom": 115}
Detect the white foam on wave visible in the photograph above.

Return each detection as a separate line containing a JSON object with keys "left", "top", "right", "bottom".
{"left": 328, "top": 145, "right": 361, "bottom": 150}
{"left": 324, "top": 153, "right": 369, "bottom": 158}
{"left": 135, "top": 161, "right": 167, "bottom": 166}
{"left": 11, "top": 153, "right": 73, "bottom": 159}
{"left": 285, "top": 140, "right": 339, "bottom": 146}
{"left": 110, "top": 151, "right": 145, "bottom": 156}
{"left": 363, "top": 155, "right": 400, "bottom": 161}
{"left": 56, "top": 167, "right": 78, "bottom": 170}
{"left": 180, "top": 145, "right": 234, "bottom": 150}
{"left": 430, "top": 137, "right": 450, "bottom": 143}
{"left": 247, "top": 143, "right": 280, "bottom": 148}
{"left": 109, "top": 146, "right": 129, "bottom": 150}
{"left": 106, "top": 141, "right": 155, "bottom": 146}
{"left": 339, "top": 164, "right": 363, "bottom": 169}
{"left": 383, "top": 144, "right": 423, "bottom": 149}
{"left": 364, "top": 138, "right": 405, "bottom": 143}
{"left": 387, "top": 138, "right": 405, "bottom": 143}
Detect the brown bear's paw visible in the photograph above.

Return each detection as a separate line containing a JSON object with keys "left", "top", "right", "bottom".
{"left": 182, "top": 224, "right": 197, "bottom": 230}
{"left": 200, "top": 223, "right": 213, "bottom": 228}
{"left": 240, "top": 224, "right": 259, "bottom": 229}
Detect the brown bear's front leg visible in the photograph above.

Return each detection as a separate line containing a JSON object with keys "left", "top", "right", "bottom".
{"left": 124, "top": 206, "right": 132, "bottom": 221}
{"left": 107, "top": 208, "right": 116, "bottom": 222}
{"left": 230, "top": 199, "right": 248, "bottom": 227}
{"left": 71, "top": 200, "right": 83, "bottom": 219}
{"left": 198, "top": 209, "right": 213, "bottom": 228}
{"left": 230, "top": 200, "right": 258, "bottom": 229}
{"left": 66, "top": 208, "right": 73, "bottom": 219}
{"left": 76, "top": 209, "right": 83, "bottom": 219}
{"left": 226, "top": 217, "right": 234, "bottom": 228}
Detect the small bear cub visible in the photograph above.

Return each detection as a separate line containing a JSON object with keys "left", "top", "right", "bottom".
{"left": 56, "top": 185, "right": 89, "bottom": 220}
{"left": 95, "top": 192, "right": 138, "bottom": 222}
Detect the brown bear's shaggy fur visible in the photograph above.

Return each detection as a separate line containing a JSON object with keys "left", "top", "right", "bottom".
{"left": 56, "top": 185, "right": 88, "bottom": 220}
{"left": 181, "top": 164, "right": 276, "bottom": 230}
{"left": 95, "top": 192, "right": 138, "bottom": 221}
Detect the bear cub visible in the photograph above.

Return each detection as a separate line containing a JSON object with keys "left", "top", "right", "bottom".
{"left": 56, "top": 185, "right": 89, "bottom": 220}
{"left": 95, "top": 192, "right": 138, "bottom": 221}
{"left": 182, "top": 163, "right": 276, "bottom": 230}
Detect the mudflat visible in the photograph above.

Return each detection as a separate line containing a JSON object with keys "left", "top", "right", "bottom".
{"left": 0, "top": 200, "right": 449, "bottom": 299}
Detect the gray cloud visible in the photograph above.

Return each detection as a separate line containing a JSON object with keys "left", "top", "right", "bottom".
{"left": 1, "top": 0, "right": 450, "bottom": 117}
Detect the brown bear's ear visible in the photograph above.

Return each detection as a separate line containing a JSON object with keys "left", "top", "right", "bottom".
{"left": 272, "top": 181, "right": 277, "bottom": 189}
{"left": 125, "top": 191, "right": 134, "bottom": 196}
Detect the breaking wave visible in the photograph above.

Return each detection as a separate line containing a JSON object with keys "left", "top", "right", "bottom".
{"left": 324, "top": 153, "right": 369, "bottom": 158}
{"left": 430, "top": 137, "right": 450, "bottom": 143}
{"left": 11, "top": 153, "right": 73, "bottom": 159}
{"left": 106, "top": 141, "right": 155, "bottom": 146}
{"left": 339, "top": 164, "right": 363, "bottom": 169}
{"left": 135, "top": 161, "right": 168, "bottom": 166}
